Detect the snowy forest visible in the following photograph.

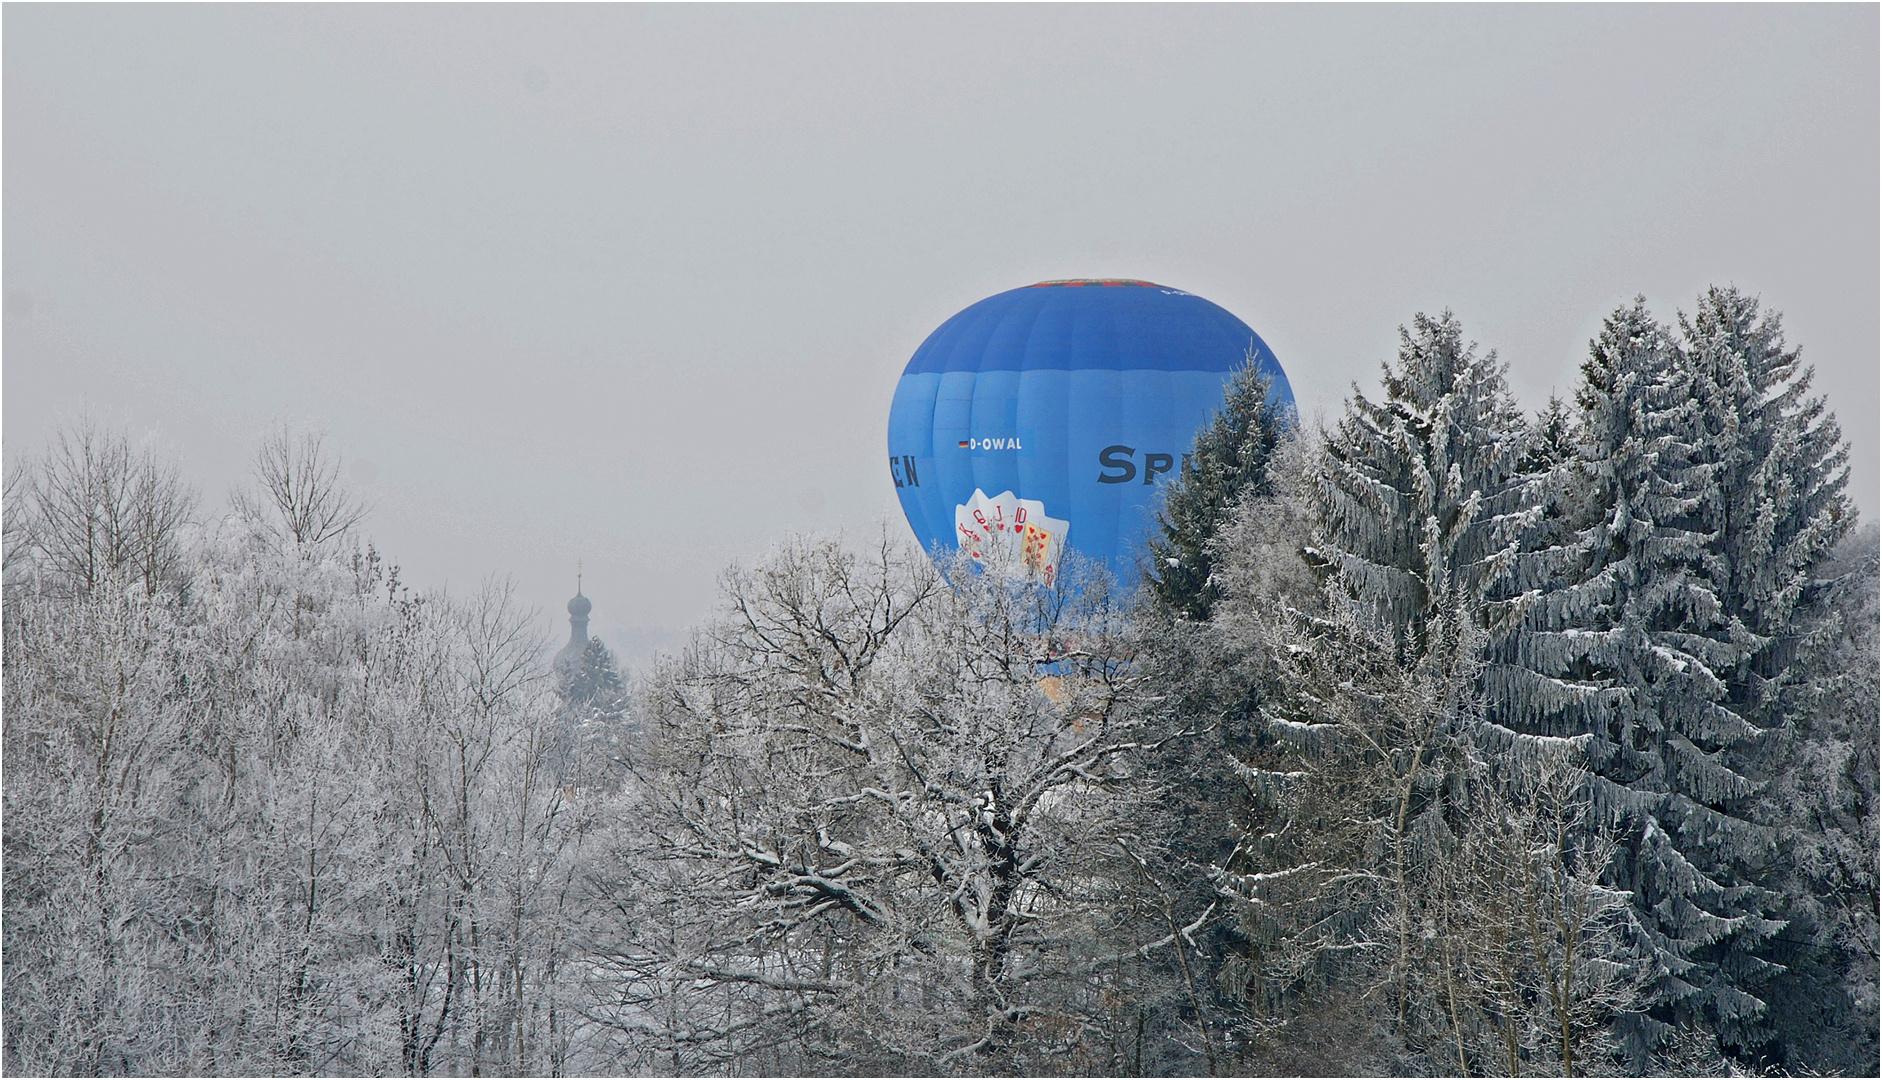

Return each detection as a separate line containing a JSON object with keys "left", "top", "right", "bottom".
{"left": 4, "top": 285, "right": 1876, "bottom": 1077}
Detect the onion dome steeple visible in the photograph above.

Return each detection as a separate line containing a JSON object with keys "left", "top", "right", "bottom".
{"left": 555, "top": 570, "right": 591, "bottom": 676}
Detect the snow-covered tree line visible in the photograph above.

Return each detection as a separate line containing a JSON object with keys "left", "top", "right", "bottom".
{"left": 1135, "top": 287, "right": 1875, "bottom": 1075}
{"left": 4, "top": 426, "right": 607, "bottom": 1074}
{"left": 3, "top": 283, "right": 1873, "bottom": 1076}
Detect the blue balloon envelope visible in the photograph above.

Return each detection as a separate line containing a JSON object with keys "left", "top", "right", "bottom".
{"left": 886, "top": 279, "right": 1294, "bottom": 584}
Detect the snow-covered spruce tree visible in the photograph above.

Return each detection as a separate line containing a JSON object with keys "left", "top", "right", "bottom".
{"left": 1179, "top": 316, "right": 1653, "bottom": 1069}
{"left": 1755, "top": 522, "right": 1880, "bottom": 1075}
{"left": 1170, "top": 413, "right": 1660, "bottom": 1078}
{"left": 557, "top": 634, "right": 632, "bottom": 789}
{"left": 1676, "top": 287, "right": 1867, "bottom": 1070}
{"left": 1482, "top": 297, "right": 1792, "bottom": 1068}
{"left": 1312, "top": 310, "right": 1535, "bottom": 649}
{"left": 1308, "top": 311, "right": 1583, "bottom": 1030}
{"left": 1522, "top": 394, "right": 1576, "bottom": 476}
{"left": 1124, "top": 357, "right": 1296, "bottom": 1070}
{"left": 562, "top": 634, "right": 627, "bottom": 715}
{"left": 1679, "top": 286, "right": 1851, "bottom": 686}
{"left": 1125, "top": 431, "right": 1327, "bottom": 1072}
{"left": 1146, "top": 353, "right": 1291, "bottom": 621}
{"left": 1107, "top": 609, "right": 1267, "bottom": 1074}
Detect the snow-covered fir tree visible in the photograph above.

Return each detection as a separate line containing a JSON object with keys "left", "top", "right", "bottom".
{"left": 1674, "top": 286, "right": 1862, "bottom": 1066}
{"left": 1146, "top": 353, "right": 1291, "bottom": 620}
{"left": 561, "top": 634, "right": 628, "bottom": 723}
{"left": 1523, "top": 394, "right": 1576, "bottom": 475}
{"left": 1756, "top": 523, "right": 1879, "bottom": 1074}
{"left": 1298, "top": 311, "right": 1546, "bottom": 1044}
{"left": 557, "top": 634, "right": 632, "bottom": 788}
{"left": 1679, "top": 286, "right": 1852, "bottom": 669}
{"left": 1195, "top": 377, "right": 1652, "bottom": 1074}
{"left": 1185, "top": 312, "right": 1640, "bottom": 1071}
{"left": 1480, "top": 294, "right": 1857, "bottom": 1066}
{"left": 1312, "top": 310, "right": 1534, "bottom": 648}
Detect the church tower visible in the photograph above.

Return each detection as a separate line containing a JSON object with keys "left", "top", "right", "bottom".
{"left": 555, "top": 574, "right": 592, "bottom": 678}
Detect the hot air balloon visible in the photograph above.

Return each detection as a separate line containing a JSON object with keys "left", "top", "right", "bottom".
{"left": 886, "top": 279, "right": 1294, "bottom": 584}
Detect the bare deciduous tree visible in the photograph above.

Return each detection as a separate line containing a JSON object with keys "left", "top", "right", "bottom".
{"left": 238, "top": 426, "right": 368, "bottom": 551}
{"left": 582, "top": 537, "right": 1162, "bottom": 1074}
{"left": 4, "top": 452, "right": 35, "bottom": 596}
{"left": 21, "top": 417, "right": 198, "bottom": 595}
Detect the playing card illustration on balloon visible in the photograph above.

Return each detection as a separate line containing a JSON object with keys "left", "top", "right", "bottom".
{"left": 954, "top": 489, "right": 1069, "bottom": 583}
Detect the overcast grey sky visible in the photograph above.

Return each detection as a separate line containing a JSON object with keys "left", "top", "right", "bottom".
{"left": 6, "top": 4, "right": 1876, "bottom": 656}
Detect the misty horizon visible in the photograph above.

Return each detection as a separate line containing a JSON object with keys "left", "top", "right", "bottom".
{"left": 7, "top": 3, "right": 1876, "bottom": 662}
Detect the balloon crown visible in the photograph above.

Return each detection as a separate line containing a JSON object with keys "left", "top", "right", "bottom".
{"left": 1027, "top": 279, "right": 1162, "bottom": 288}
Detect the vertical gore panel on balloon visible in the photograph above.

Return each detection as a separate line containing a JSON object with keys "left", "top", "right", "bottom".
{"left": 1067, "top": 367, "right": 1123, "bottom": 569}
{"left": 1016, "top": 368, "right": 1070, "bottom": 529}
{"left": 908, "top": 307, "right": 965, "bottom": 375}
{"left": 984, "top": 294, "right": 1043, "bottom": 374}
{"left": 1031, "top": 289, "right": 1076, "bottom": 374}
{"left": 932, "top": 369, "right": 977, "bottom": 551}
{"left": 969, "top": 369, "right": 1022, "bottom": 499}
{"left": 1070, "top": 291, "right": 1122, "bottom": 373}
{"left": 932, "top": 299, "right": 997, "bottom": 375}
